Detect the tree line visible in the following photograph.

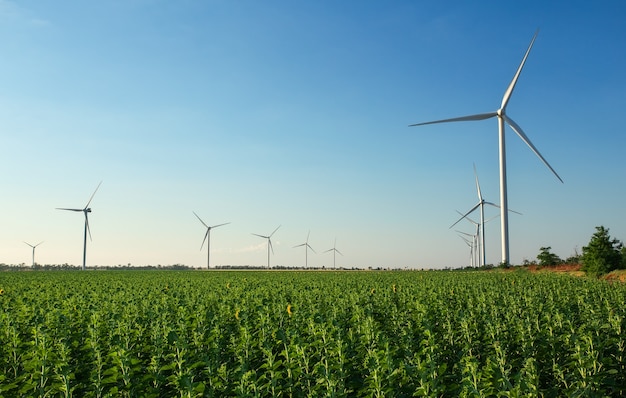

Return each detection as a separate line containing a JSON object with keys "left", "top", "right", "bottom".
{"left": 536, "top": 226, "right": 626, "bottom": 276}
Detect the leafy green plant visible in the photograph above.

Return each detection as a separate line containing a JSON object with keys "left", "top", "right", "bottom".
{"left": 581, "top": 226, "right": 624, "bottom": 276}
{"left": 0, "top": 270, "right": 625, "bottom": 396}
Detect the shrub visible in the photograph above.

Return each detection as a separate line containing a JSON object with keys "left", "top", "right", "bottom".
{"left": 537, "top": 247, "right": 561, "bottom": 267}
{"left": 581, "top": 226, "right": 623, "bottom": 277}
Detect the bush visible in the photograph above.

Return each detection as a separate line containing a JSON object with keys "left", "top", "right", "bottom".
{"left": 581, "top": 226, "right": 624, "bottom": 277}
{"left": 537, "top": 247, "right": 561, "bottom": 266}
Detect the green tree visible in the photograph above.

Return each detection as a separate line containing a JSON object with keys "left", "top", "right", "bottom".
{"left": 537, "top": 247, "right": 561, "bottom": 266}
{"left": 581, "top": 226, "right": 624, "bottom": 276}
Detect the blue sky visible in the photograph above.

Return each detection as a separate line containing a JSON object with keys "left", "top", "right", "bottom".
{"left": 1, "top": 0, "right": 625, "bottom": 269}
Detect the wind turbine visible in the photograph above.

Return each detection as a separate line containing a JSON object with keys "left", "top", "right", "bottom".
{"left": 252, "top": 225, "right": 280, "bottom": 269}
{"left": 456, "top": 213, "right": 482, "bottom": 267}
{"left": 57, "top": 181, "right": 102, "bottom": 271}
{"left": 454, "top": 210, "right": 509, "bottom": 267}
{"left": 324, "top": 238, "right": 343, "bottom": 269}
{"left": 456, "top": 232, "right": 476, "bottom": 267}
{"left": 409, "top": 30, "right": 562, "bottom": 265}
{"left": 293, "top": 230, "right": 316, "bottom": 268}
{"left": 193, "top": 211, "right": 230, "bottom": 269}
{"left": 24, "top": 241, "right": 44, "bottom": 266}
{"left": 449, "top": 164, "right": 499, "bottom": 266}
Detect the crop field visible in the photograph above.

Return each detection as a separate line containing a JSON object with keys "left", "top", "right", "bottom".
{"left": 0, "top": 270, "right": 625, "bottom": 397}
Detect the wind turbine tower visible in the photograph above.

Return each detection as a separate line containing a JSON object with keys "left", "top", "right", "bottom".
{"left": 57, "top": 181, "right": 102, "bottom": 271}
{"left": 410, "top": 31, "right": 562, "bottom": 264}
{"left": 193, "top": 211, "right": 230, "bottom": 269}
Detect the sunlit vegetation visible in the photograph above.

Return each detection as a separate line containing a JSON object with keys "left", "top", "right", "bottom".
{"left": 1, "top": 270, "right": 625, "bottom": 396}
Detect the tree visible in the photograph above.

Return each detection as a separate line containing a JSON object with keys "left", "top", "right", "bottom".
{"left": 581, "top": 226, "right": 624, "bottom": 277}
{"left": 537, "top": 246, "right": 561, "bottom": 266}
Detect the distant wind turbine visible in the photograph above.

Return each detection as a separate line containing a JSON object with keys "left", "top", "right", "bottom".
{"left": 409, "top": 30, "right": 562, "bottom": 264}
{"left": 24, "top": 241, "right": 44, "bottom": 266}
{"left": 293, "top": 231, "right": 316, "bottom": 268}
{"left": 57, "top": 181, "right": 102, "bottom": 271}
{"left": 456, "top": 232, "right": 477, "bottom": 268}
{"left": 449, "top": 164, "right": 499, "bottom": 266}
{"left": 193, "top": 211, "right": 230, "bottom": 269}
{"left": 252, "top": 225, "right": 280, "bottom": 269}
{"left": 324, "top": 238, "right": 343, "bottom": 269}
{"left": 454, "top": 210, "right": 509, "bottom": 267}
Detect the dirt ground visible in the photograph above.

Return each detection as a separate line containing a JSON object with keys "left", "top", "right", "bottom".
{"left": 525, "top": 263, "right": 626, "bottom": 282}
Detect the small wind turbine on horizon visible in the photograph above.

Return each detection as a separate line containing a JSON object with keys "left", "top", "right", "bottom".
{"left": 293, "top": 230, "right": 315, "bottom": 268}
{"left": 449, "top": 164, "right": 502, "bottom": 267}
{"left": 193, "top": 211, "right": 230, "bottom": 269}
{"left": 57, "top": 181, "right": 102, "bottom": 271}
{"left": 24, "top": 241, "right": 43, "bottom": 266}
{"left": 456, "top": 232, "right": 477, "bottom": 268}
{"left": 456, "top": 212, "right": 482, "bottom": 267}
{"left": 409, "top": 30, "right": 562, "bottom": 265}
{"left": 252, "top": 225, "right": 280, "bottom": 269}
{"left": 324, "top": 238, "right": 343, "bottom": 269}
{"left": 454, "top": 210, "right": 507, "bottom": 267}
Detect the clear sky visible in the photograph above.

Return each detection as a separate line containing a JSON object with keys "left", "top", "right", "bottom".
{"left": 1, "top": 0, "right": 625, "bottom": 269}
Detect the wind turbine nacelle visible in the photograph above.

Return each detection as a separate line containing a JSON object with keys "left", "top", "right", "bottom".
{"left": 85, "top": 208, "right": 92, "bottom": 213}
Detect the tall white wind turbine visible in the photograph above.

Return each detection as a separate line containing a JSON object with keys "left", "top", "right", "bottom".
{"left": 57, "top": 181, "right": 102, "bottom": 271}
{"left": 293, "top": 230, "right": 316, "bottom": 268}
{"left": 193, "top": 211, "right": 230, "bottom": 269}
{"left": 252, "top": 225, "right": 280, "bottom": 269}
{"left": 410, "top": 31, "right": 562, "bottom": 264}
{"left": 24, "top": 241, "right": 44, "bottom": 266}
{"left": 324, "top": 238, "right": 343, "bottom": 269}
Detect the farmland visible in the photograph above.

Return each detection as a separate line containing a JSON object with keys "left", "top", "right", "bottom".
{"left": 1, "top": 270, "right": 625, "bottom": 397}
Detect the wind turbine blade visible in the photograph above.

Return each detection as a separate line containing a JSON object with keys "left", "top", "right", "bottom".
{"left": 503, "top": 207, "right": 523, "bottom": 216}
{"left": 84, "top": 181, "right": 103, "bottom": 209}
{"left": 473, "top": 163, "right": 483, "bottom": 201}
{"left": 501, "top": 30, "right": 539, "bottom": 110}
{"left": 324, "top": 248, "right": 333, "bottom": 253}
{"left": 24, "top": 242, "right": 34, "bottom": 248}
{"left": 306, "top": 230, "right": 310, "bottom": 242}
{"left": 457, "top": 235, "right": 472, "bottom": 246}
{"left": 252, "top": 233, "right": 268, "bottom": 239}
{"left": 455, "top": 210, "right": 479, "bottom": 225}
{"left": 270, "top": 225, "right": 281, "bottom": 237}
{"left": 450, "top": 203, "right": 480, "bottom": 229}
{"left": 193, "top": 211, "right": 209, "bottom": 228}
{"left": 211, "top": 222, "right": 230, "bottom": 229}
{"left": 57, "top": 208, "right": 83, "bottom": 212}
{"left": 409, "top": 112, "right": 497, "bottom": 127}
{"left": 455, "top": 230, "right": 474, "bottom": 238}
{"left": 86, "top": 214, "right": 92, "bottom": 241}
{"left": 294, "top": 243, "right": 306, "bottom": 248}
{"left": 485, "top": 215, "right": 500, "bottom": 223}
{"left": 504, "top": 115, "right": 563, "bottom": 183}
{"left": 336, "top": 249, "right": 343, "bottom": 256}
{"left": 269, "top": 239, "right": 274, "bottom": 254}
{"left": 200, "top": 230, "right": 209, "bottom": 250}
{"left": 36, "top": 241, "right": 44, "bottom": 247}
{"left": 307, "top": 244, "right": 316, "bottom": 253}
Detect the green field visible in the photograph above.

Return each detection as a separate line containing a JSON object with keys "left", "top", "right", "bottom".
{"left": 1, "top": 270, "right": 625, "bottom": 397}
